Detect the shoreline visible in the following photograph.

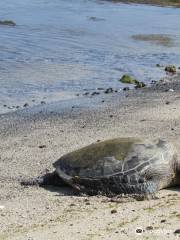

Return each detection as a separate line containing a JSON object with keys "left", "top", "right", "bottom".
{"left": 0, "top": 76, "right": 180, "bottom": 239}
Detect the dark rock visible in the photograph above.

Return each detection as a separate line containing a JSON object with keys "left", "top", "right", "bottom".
{"left": 174, "top": 229, "right": 180, "bottom": 235}
{"left": 165, "top": 65, "right": 176, "bottom": 74}
{"left": 91, "top": 91, "right": 100, "bottom": 96}
{"left": 97, "top": 87, "right": 104, "bottom": 90}
{"left": 146, "top": 226, "right": 153, "bottom": 230}
{"left": 111, "top": 209, "right": 117, "bottom": 214}
{"left": 104, "top": 88, "right": 113, "bottom": 94}
{"left": 123, "top": 87, "right": 130, "bottom": 91}
{"left": 23, "top": 103, "right": 29, "bottom": 108}
{"left": 3, "top": 105, "right": 7, "bottom": 107}
{"left": 101, "top": 100, "right": 105, "bottom": 103}
{"left": 39, "top": 145, "right": 46, "bottom": 149}
{"left": 136, "top": 228, "right": 143, "bottom": 234}
{"left": 0, "top": 20, "right": 16, "bottom": 26}
{"left": 41, "top": 101, "right": 46, "bottom": 105}
{"left": 134, "top": 81, "right": 146, "bottom": 89}
{"left": 109, "top": 115, "right": 113, "bottom": 118}
{"left": 160, "top": 219, "right": 166, "bottom": 223}
{"left": 83, "top": 92, "right": 89, "bottom": 96}
{"left": 165, "top": 101, "right": 170, "bottom": 105}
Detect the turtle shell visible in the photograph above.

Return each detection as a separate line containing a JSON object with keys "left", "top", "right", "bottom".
{"left": 53, "top": 138, "right": 174, "bottom": 179}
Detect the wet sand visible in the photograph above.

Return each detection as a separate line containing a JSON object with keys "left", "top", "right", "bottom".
{"left": 0, "top": 75, "right": 180, "bottom": 239}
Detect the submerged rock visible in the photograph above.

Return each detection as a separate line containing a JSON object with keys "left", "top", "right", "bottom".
{"left": 119, "top": 74, "right": 136, "bottom": 84}
{"left": 165, "top": 65, "right": 176, "bottom": 74}
{"left": 0, "top": 20, "right": 16, "bottom": 26}
{"left": 120, "top": 75, "right": 145, "bottom": 89}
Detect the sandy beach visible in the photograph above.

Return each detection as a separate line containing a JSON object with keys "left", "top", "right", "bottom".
{"left": 0, "top": 75, "right": 179, "bottom": 240}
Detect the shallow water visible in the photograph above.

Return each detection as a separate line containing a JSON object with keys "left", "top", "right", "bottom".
{"left": 0, "top": 0, "right": 180, "bottom": 113}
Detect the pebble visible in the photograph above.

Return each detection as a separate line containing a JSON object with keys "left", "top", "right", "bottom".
{"left": 23, "top": 103, "right": 29, "bottom": 108}
{"left": 146, "top": 226, "right": 153, "bottom": 230}
{"left": 168, "top": 89, "right": 174, "bottom": 92}
{"left": 160, "top": 219, "right": 166, "bottom": 223}
{"left": 104, "top": 88, "right": 113, "bottom": 94}
{"left": 174, "top": 229, "right": 180, "bottom": 235}
{"left": 91, "top": 91, "right": 100, "bottom": 96}
{"left": 38, "top": 145, "right": 46, "bottom": 149}
{"left": 123, "top": 87, "right": 130, "bottom": 91}
{"left": 111, "top": 209, "right": 117, "bottom": 214}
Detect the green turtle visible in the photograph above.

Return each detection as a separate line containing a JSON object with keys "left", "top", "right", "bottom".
{"left": 21, "top": 138, "right": 180, "bottom": 195}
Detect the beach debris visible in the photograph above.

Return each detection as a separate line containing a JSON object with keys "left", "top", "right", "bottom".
{"left": 165, "top": 65, "right": 176, "bottom": 74}
{"left": 0, "top": 20, "right": 16, "bottom": 26}
{"left": 0, "top": 205, "right": 5, "bottom": 210}
{"left": 104, "top": 88, "right": 114, "bottom": 94}
{"left": 111, "top": 209, "right": 117, "bottom": 214}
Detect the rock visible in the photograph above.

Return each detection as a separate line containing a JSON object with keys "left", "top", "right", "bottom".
{"left": 97, "top": 87, "right": 104, "bottom": 90}
{"left": 165, "top": 101, "right": 170, "bottom": 105}
{"left": 104, "top": 88, "right": 113, "bottom": 94}
{"left": 41, "top": 101, "right": 46, "bottom": 105}
{"left": 168, "top": 89, "right": 174, "bottom": 92}
{"left": 111, "top": 209, "right": 117, "bottom": 214}
{"left": 91, "top": 91, "right": 100, "bottom": 96}
{"left": 83, "top": 92, "right": 89, "bottom": 96}
{"left": 38, "top": 145, "right": 46, "bottom": 149}
{"left": 0, "top": 20, "right": 16, "bottom": 26}
{"left": 123, "top": 87, "right": 130, "bottom": 91}
{"left": 156, "top": 64, "right": 161, "bottom": 67}
{"left": 109, "top": 115, "right": 113, "bottom": 118}
{"left": 23, "top": 103, "right": 29, "bottom": 108}
{"left": 119, "top": 74, "right": 136, "bottom": 84}
{"left": 165, "top": 65, "right": 176, "bottom": 74}
{"left": 120, "top": 75, "right": 145, "bottom": 88}
{"left": 136, "top": 228, "right": 143, "bottom": 234}
{"left": 160, "top": 219, "right": 166, "bottom": 223}
{"left": 146, "top": 226, "right": 153, "bottom": 230}
{"left": 135, "top": 81, "right": 146, "bottom": 89}
{"left": 174, "top": 229, "right": 180, "bottom": 235}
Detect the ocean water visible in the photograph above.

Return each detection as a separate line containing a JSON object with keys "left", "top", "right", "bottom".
{"left": 0, "top": 0, "right": 180, "bottom": 113}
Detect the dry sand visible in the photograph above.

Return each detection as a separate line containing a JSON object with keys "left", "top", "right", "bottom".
{"left": 0, "top": 77, "right": 180, "bottom": 240}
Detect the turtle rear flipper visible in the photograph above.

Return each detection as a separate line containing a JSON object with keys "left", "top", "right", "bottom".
{"left": 21, "top": 171, "right": 66, "bottom": 187}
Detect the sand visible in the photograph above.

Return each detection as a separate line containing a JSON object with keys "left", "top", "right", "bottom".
{"left": 0, "top": 76, "right": 180, "bottom": 240}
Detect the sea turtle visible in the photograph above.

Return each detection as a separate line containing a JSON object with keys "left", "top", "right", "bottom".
{"left": 21, "top": 138, "right": 180, "bottom": 196}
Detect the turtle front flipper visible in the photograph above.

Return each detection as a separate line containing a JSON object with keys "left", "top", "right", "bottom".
{"left": 21, "top": 171, "right": 66, "bottom": 187}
